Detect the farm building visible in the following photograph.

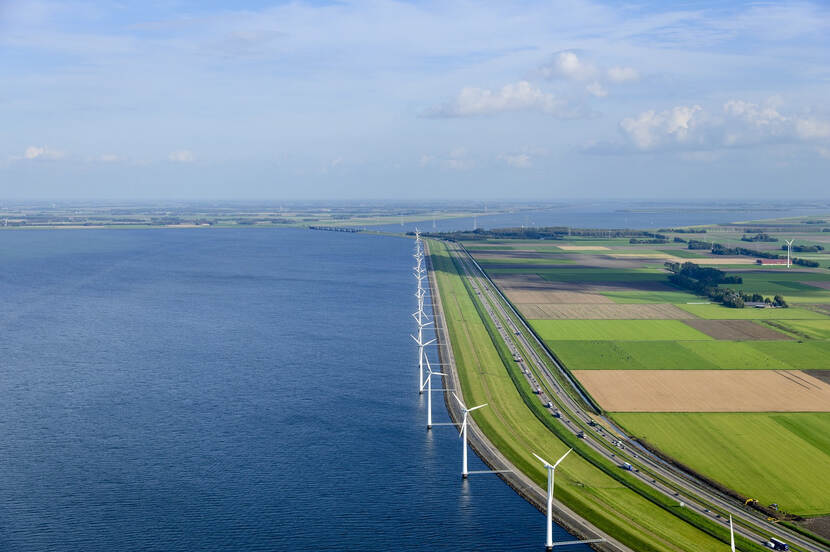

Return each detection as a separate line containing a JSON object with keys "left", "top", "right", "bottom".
{"left": 756, "top": 258, "right": 788, "bottom": 265}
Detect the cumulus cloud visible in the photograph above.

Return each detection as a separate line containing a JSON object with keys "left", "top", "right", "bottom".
{"left": 426, "top": 81, "right": 569, "bottom": 118}
{"left": 588, "top": 99, "right": 830, "bottom": 154}
{"left": 498, "top": 153, "right": 532, "bottom": 168}
{"left": 23, "top": 145, "right": 65, "bottom": 160}
{"left": 419, "top": 148, "right": 475, "bottom": 170}
{"left": 168, "top": 150, "right": 195, "bottom": 162}
{"left": 541, "top": 51, "right": 597, "bottom": 81}
{"left": 619, "top": 105, "right": 703, "bottom": 150}
{"left": 540, "top": 51, "right": 639, "bottom": 98}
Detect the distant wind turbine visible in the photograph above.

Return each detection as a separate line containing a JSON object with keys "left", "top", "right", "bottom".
{"left": 730, "top": 515, "right": 736, "bottom": 552}
{"left": 452, "top": 392, "right": 487, "bottom": 478}
{"left": 533, "top": 449, "right": 573, "bottom": 552}
{"left": 784, "top": 239, "right": 793, "bottom": 268}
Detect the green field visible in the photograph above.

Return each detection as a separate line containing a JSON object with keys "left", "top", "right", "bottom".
{"left": 531, "top": 319, "right": 713, "bottom": 341}
{"left": 764, "top": 319, "right": 830, "bottom": 340}
{"left": 430, "top": 241, "right": 732, "bottom": 551}
{"left": 548, "top": 340, "right": 830, "bottom": 371}
{"left": 613, "top": 412, "right": 830, "bottom": 516}
{"left": 725, "top": 271, "right": 830, "bottom": 303}
{"left": 676, "top": 303, "right": 827, "bottom": 320}
{"left": 601, "top": 290, "right": 705, "bottom": 304}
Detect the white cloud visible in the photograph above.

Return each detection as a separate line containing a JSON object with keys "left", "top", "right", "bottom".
{"left": 591, "top": 99, "right": 830, "bottom": 154}
{"left": 606, "top": 66, "right": 639, "bottom": 83}
{"left": 619, "top": 105, "right": 702, "bottom": 150}
{"left": 586, "top": 82, "right": 608, "bottom": 98}
{"left": 168, "top": 150, "right": 195, "bottom": 162}
{"left": 426, "top": 81, "right": 568, "bottom": 118}
{"left": 542, "top": 51, "right": 597, "bottom": 81}
{"left": 498, "top": 153, "right": 532, "bottom": 168}
{"left": 23, "top": 145, "right": 65, "bottom": 160}
{"left": 97, "top": 154, "right": 121, "bottom": 162}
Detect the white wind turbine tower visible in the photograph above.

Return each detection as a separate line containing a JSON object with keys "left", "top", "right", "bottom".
{"left": 411, "top": 328, "right": 435, "bottom": 394}
{"left": 452, "top": 392, "right": 487, "bottom": 478}
{"left": 420, "top": 355, "right": 446, "bottom": 429}
{"left": 785, "top": 239, "right": 794, "bottom": 268}
{"left": 533, "top": 449, "right": 573, "bottom": 552}
{"left": 730, "top": 515, "right": 736, "bottom": 552}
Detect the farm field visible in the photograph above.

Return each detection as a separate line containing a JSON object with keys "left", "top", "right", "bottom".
{"left": 573, "top": 369, "right": 830, "bottom": 412}
{"left": 531, "top": 319, "right": 713, "bottom": 341}
{"left": 550, "top": 340, "right": 830, "bottom": 371}
{"left": 460, "top": 219, "right": 830, "bottom": 521}
{"left": 677, "top": 303, "right": 828, "bottom": 319}
{"left": 613, "top": 412, "right": 830, "bottom": 516}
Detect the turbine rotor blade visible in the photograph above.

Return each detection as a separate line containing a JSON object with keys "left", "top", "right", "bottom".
{"left": 553, "top": 448, "right": 573, "bottom": 469}
{"left": 467, "top": 403, "right": 487, "bottom": 412}
{"left": 458, "top": 412, "right": 467, "bottom": 438}
{"left": 452, "top": 392, "right": 466, "bottom": 411}
{"left": 532, "top": 452, "right": 553, "bottom": 468}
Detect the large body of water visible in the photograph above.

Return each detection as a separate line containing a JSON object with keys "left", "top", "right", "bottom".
{"left": 0, "top": 228, "right": 588, "bottom": 551}
{"left": 370, "top": 201, "right": 830, "bottom": 234}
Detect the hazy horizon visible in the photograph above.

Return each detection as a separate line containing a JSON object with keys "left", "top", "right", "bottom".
{"left": 2, "top": 1, "right": 829, "bottom": 200}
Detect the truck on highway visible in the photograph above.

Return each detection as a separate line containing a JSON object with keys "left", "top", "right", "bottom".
{"left": 765, "top": 538, "right": 789, "bottom": 550}
{"left": 621, "top": 462, "right": 632, "bottom": 471}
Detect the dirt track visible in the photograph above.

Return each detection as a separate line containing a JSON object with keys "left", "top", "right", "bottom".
{"left": 573, "top": 369, "right": 830, "bottom": 412}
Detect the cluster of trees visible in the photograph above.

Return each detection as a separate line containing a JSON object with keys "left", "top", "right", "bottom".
{"left": 711, "top": 243, "right": 781, "bottom": 258}
{"left": 741, "top": 233, "right": 778, "bottom": 242}
{"left": 784, "top": 244, "right": 825, "bottom": 253}
{"left": 687, "top": 239, "right": 711, "bottom": 250}
{"left": 428, "top": 227, "right": 669, "bottom": 241}
{"left": 659, "top": 228, "right": 706, "bottom": 233}
{"left": 793, "top": 258, "right": 820, "bottom": 268}
{"left": 629, "top": 238, "right": 669, "bottom": 244}
{"left": 664, "top": 261, "right": 787, "bottom": 309}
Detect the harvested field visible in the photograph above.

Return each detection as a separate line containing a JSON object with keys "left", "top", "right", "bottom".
{"left": 676, "top": 303, "right": 828, "bottom": 320}
{"left": 523, "top": 303, "right": 693, "bottom": 320}
{"left": 557, "top": 245, "right": 610, "bottom": 250}
{"left": 574, "top": 369, "right": 830, "bottom": 412}
{"left": 804, "top": 280, "right": 830, "bottom": 290}
{"left": 533, "top": 319, "right": 712, "bottom": 341}
{"left": 681, "top": 319, "right": 791, "bottom": 340}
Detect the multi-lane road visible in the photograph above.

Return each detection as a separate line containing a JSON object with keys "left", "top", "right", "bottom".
{"left": 440, "top": 240, "right": 828, "bottom": 552}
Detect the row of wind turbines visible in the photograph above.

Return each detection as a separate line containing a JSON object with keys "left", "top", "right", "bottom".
{"left": 407, "top": 231, "right": 738, "bottom": 552}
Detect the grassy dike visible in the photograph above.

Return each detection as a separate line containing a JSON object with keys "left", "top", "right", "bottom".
{"left": 429, "top": 239, "right": 767, "bottom": 552}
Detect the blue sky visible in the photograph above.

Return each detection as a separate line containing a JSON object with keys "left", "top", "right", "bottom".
{"left": 1, "top": 0, "right": 829, "bottom": 200}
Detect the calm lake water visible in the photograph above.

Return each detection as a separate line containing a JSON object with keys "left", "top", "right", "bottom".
{"left": 0, "top": 228, "right": 588, "bottom": 551}
{"left": 370, "top": 201, "right": 830, "bottom": 233}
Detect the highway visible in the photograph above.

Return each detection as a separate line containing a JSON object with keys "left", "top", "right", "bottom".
{"left": 442, "top": 240, "right": 828, "bottom": 552}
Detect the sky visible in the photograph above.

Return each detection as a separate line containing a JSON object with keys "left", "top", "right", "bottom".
{"left": 1, "top": 0, "right": 829, "bottom": 201}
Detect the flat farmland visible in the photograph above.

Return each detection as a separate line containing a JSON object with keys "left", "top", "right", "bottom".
{"left": 676, "top": 303, "right": 827, "bottom": 319}
{"left": 551, "top": 340, "right": 824, "bottom": 371}
{"left": 681, "top": 319, "right": 791, "bottom": 340}
{"left": 766, "top": 319, "right": 830, "bottom": 340}
{"left": 573, "top": 369, "right": 830, "bottom": 412}
{"left": 600, "top": 290, "right": 703, "bottom": 303}
{"left": 523, "top": 303, "right": 693, "bottom": 320}
{"left": 531, "top": 319, "right": 712, "bottom": 341}
{"left": 613, "top": 412, "right": 830, "bottom": 516}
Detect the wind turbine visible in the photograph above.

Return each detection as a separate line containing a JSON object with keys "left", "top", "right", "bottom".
{"left": 532, "top": 449, "right": 573, "bottom": 552}
{"left": 452, "top": 392, "right": 487, "bottom": 478}
{"left": 784, "top": 239, "right": 793, "bottom": 268}
{"left": 730, "top": 515, "right": 736, "bottom": 552}
{"left": 420, "top": 356, "right": 446, "bottom": 429}
{"left": 411, "top": 332, "right": 435, "bottom": 394}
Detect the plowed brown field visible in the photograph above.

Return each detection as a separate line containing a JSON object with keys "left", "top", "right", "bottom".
{"left": 574, "top": 369, "right": 830, "bottom": 412}
{"left": 681, "top": 319, "right": 792, "bottom": 340}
